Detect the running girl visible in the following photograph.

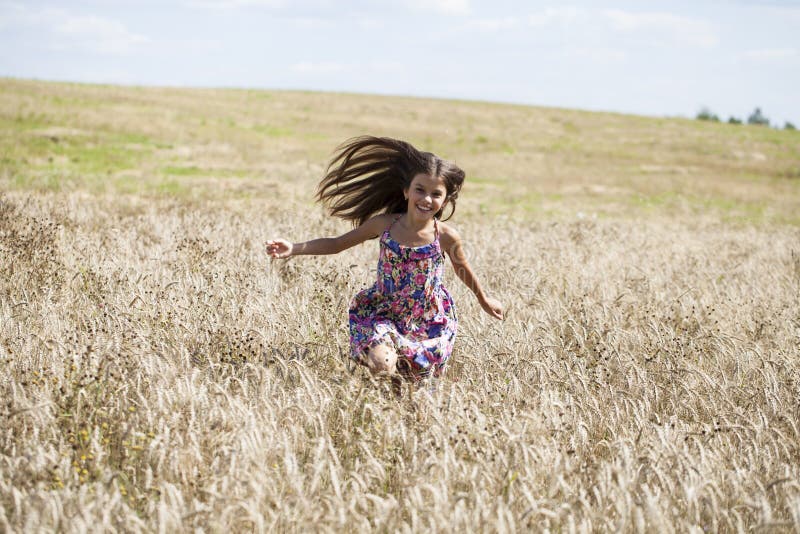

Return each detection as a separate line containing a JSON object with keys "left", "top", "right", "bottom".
{"left": 266, "top": 136, "right": 503, "bottom": 382}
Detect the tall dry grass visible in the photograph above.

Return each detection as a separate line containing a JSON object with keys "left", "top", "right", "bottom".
{"left": 2, "top": 185, "right": 799, "bottom": 531}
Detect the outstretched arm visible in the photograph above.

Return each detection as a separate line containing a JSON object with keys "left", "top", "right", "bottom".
{"left": 440, "top": 225, "right": 504, "bottom": 320}
{"left": 266, "top": 214, "right": 390, "bottom": 259}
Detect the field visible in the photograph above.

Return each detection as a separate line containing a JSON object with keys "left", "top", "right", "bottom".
{"left": 1, "top": 77, "right": 799, "bottom": 531}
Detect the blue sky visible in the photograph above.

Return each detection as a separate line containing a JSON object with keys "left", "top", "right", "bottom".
{"left": 1, "top": 0, "right": 799, "bottom": 124}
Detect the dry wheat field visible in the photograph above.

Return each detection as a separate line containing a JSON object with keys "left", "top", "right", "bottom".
{"left": 1, "top": 79, "right": 800, "bottom": 532}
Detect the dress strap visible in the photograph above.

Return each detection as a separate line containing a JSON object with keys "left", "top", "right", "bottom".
{"left": 384, "top": 214, "right": 402, "bottom": 236}
{"left": 434, "top": 218, "right": 446, "bottom": 261}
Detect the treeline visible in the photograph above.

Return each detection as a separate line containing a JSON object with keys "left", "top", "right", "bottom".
{"left": 696, "top": 106, "right": 795, "bottom": 130}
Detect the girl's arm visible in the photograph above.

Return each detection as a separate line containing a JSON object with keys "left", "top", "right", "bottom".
{"left": 440, "top": 225, "right": 504, "bottom": 320}
{"left": 266, "top": 214, "right": 391, "bottom": 258}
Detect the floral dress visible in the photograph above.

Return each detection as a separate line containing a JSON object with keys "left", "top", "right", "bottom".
{"left": 349, "top": 214, "right": 457, "bottom": 378}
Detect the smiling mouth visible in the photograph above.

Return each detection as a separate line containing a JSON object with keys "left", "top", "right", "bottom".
{"left": 416, "top": 204, "right": 432, "bottom": 212}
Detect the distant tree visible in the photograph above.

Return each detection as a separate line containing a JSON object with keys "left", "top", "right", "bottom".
{"left": 785, "top": 121, "right": 796, "bottom": 131}
{"left": 696, "top": 107, "right": 720, "bottom": 122}
{"left": 728, "top": 116, "right": 742, "bottom": 125}
{"left": 747, "top": 107, "right": 770, "bottom": 126}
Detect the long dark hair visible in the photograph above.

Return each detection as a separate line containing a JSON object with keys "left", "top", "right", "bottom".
{"left": 316, "top": 136, "right": 465, "bottom": 227}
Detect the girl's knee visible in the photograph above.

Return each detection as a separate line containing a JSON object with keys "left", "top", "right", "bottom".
{"left": 367, "top": 344, "right": 397, "bottom": 375}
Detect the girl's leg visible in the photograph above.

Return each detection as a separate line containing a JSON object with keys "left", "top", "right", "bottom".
{"left": 365, "top": 344, "right": 403, "bottom": 397}
{"left": 365, "top": 343, "right": 398, "bottom": 376}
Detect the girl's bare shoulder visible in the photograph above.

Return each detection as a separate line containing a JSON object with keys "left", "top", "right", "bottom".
{"left": 437, "top": 220, "right": 462, "bottom": 249}
{"left": 438, "top": 219, "right": 460, "bottom": 235}
{"left": 363, "top": 212, "right": 396, "bottom": 230}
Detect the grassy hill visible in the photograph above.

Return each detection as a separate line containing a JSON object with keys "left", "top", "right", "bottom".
{"left": 2, "top": 77, "right": 798, "bottom": 223}
{"left": 1, "top": 78, "right": 799, "bottom": 531}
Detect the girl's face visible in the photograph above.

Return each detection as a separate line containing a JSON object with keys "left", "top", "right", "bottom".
{"left": 405, "top": 173, "right": 447, "bottom": 220}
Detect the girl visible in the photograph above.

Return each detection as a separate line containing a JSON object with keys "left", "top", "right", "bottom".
{"left": 266, "top": 136, "right": 503, "bottom": 384}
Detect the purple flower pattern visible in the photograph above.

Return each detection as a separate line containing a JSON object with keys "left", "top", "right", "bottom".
{"left": 349, "top": 215, "right": 457, "bottom": 377}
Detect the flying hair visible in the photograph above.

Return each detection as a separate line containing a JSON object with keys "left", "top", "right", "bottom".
{"left": 315, "top": 136, "right": 465, "bottom": 227}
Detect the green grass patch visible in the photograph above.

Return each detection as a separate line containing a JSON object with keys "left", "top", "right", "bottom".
{"left": 5, "top": 130, "right": 154, "bottom": 180}
{"left": 163, "top": 165, "right": 203, "bottom": 176}
{"left": 253, "top": 125, "right": 293, "bottom": 137}
{"left": 629, "top": 191, "right": 681, "bottom": 211}
{"left": 10, "top": 170, "right": 66, "bottom": 192}
{"left": 0, "top": 112, "right": 51, "bottom": 131}
{"left": 56, "top": 143, "right": 149, "bottom": 174}
{"left": 161, "top": 166, "right": 251, "bottom": 178}
{"left": 468, "top": 175, "right": 506, "bottom": 185}
{"left": 155, "top": 179, "right": 190, "bottom": 196}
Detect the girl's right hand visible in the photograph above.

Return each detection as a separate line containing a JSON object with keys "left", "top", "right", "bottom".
{"left": 266, "top": 239, "right": 293, "bottom": 259}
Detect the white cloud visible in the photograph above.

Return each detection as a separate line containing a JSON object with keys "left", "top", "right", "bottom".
{"left": 365, "top": 60, "right": 406, "bottom": 74}
{"left": 405, "top": 0, "right": 471, "bottom": 16}
{"left": 54, "top": 14, "right": 149, "bottom": 54}
{"left": 183, "top": 0, "right": 287, "bottom": 8}
{"left": 0, "top": 1, "right": 47, "bottom": 28}
{"left": 742, "top": 48, "right": 798, "bottom": 60}
{"left": 353, "top": 15, "right": 384, "bottom": 30}
{"left": 564, "top": 46, "right": 627, "bottom": 63}
{"left": 464, "top": 16, "right": 518, "bottom": 32}
{"left": 602, "top": 9, "right": 718, "bottom": 48}
{"left": 523, "top": 7, "right": 718, "bottom": 48}
{"left": 0, "top": 2, "right": 19, "bottom": 30}
{"left": 290, "top": 60, "right": 406, "bottom": 76}
{"left": 291, "top": 61, "right": 348, "bottom": 74}
{"left": 0, "top": 4, "right": 149, "bottom": 55}
{"left": 186, "top": 0, "right": 462, "bottom": 16}
{"left": 287, "top": 16, "right": 332, "bottom": 29}
{"left": 528, "top": 7, "right": 588, "bottom": 27}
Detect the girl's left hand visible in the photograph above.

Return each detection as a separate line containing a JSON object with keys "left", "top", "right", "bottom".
{"left": 480, "top": 296, "right": 504, "bottom": 320}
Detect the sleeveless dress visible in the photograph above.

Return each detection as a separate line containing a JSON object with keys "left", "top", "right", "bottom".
{"left": 349, "top": 214, "right": 457, "bottom": 378}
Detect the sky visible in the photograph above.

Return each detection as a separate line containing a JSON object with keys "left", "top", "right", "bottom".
{"left": 1, "top": 0, "right": 799, "bottom": 125}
